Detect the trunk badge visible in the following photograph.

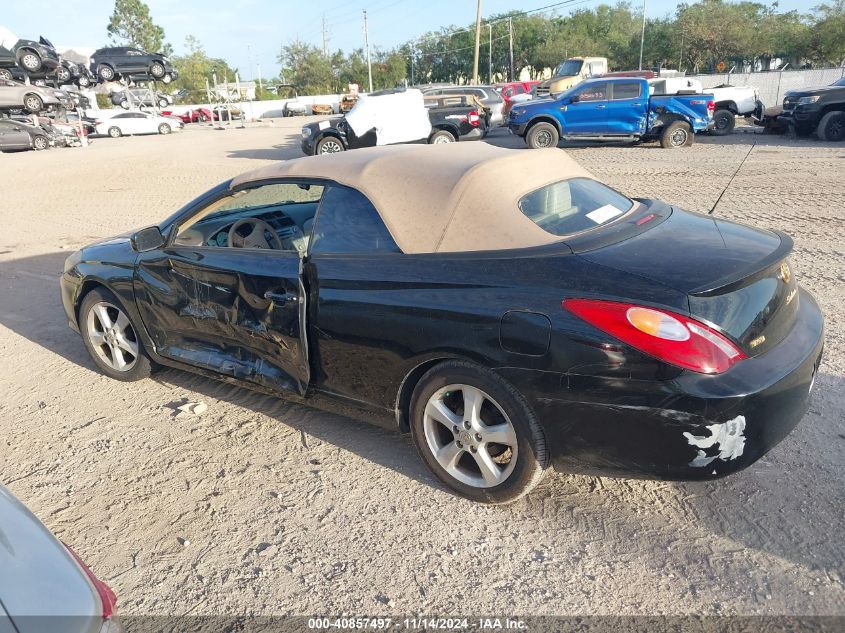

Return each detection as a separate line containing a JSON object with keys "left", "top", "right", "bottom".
{"left": 749, "top": 335, "right": 766, "bottom": 349}
{"left": 779, "top": 262, "right": 791, "bottom": 284}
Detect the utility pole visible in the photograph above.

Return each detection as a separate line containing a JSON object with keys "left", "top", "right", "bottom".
{"left": 508, "top": 17, "right": 514, "bottom": 82}
{"left": 363, "top": 10, "right": 373, "bottom": 93}
{"left": 410, "top": 41, "right": 415, "bottom": 86}
{"left": 472, "top": 0, "right": 483, "bottom": 84}
{"left": 638, "top": 0, "right": 647, "bottom": 71}
{"left": 247, "top": 44, "right": 252, "bottom": 81}
{"left": 322, "top": 14, "right": 329, "bottom": 56}
{"left": 487, "top": 24, "right": 492, "bottom": 84}
{"left": 678, "top": 28, "right": 684, "bottom": 72}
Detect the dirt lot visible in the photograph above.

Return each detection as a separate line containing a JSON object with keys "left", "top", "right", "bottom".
{"left": 0, "top": 120, "right": 842, "bottom": 617}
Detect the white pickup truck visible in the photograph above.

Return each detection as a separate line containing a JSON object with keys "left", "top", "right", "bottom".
{"left": 649, "top": 77, "right": 763, "bottom": 135}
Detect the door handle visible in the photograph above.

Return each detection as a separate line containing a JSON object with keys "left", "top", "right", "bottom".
{"left": 264, "top": 290, "right": 298, "bottom": 304}
{"left": 595, "top": 105, "right": 606, "bottom": 109}
{"left": 632, "top": 102, "right": 642, "bottom": 106}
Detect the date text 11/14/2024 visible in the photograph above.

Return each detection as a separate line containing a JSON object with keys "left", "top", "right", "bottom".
{"left": 308, "top": 617, "right": 528, "bottom": 630}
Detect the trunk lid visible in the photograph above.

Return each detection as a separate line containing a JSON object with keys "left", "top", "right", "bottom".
{"left": 577, "top": 208, "right": 798, "bottom": 356}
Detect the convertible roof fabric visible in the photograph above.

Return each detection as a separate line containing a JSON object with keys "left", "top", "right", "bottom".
{"left": 229, "top": 143, "right": 596, "bottom": 254}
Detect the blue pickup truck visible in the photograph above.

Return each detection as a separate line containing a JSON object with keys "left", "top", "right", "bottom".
{"left": 508, "top": 77, "right": 714, "bottom": 149}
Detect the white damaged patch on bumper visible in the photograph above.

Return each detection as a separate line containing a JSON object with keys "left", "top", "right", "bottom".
{"left": 683, "top": 415, "right": 746, "bottom": 468}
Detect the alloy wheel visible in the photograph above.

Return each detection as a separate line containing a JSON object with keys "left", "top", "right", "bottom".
{"left": 671, "top": 128, "right": 688, "bottom": 146}
{"left": 423, "top": 384, "right": 518, "bottom": 488}
{"left": 319, "top": 139, "right": 343, "bottom": 154}
{"left": 535, "top": 129, "right": 553, "bottom": 147}
{"left": 33, "top": 136, "right": 48, "bottom": 150}
{"left": 86, "top": 301, "right": 139, "bottom": 372}
{"left": 24, "top": 95, "right": 42, "bottom": 112}
{"left": 21, "top": 53, "right": 40, "bottom": 71}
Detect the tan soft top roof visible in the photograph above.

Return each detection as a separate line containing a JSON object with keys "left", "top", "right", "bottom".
{"left": 230, "top": 143, "right": 596, "bottom": 254}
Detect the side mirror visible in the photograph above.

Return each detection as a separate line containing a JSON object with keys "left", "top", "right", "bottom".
{"left": 131, "top": 226, "right": 166, "bottom": 252}
{"left": 569, "top": 94, "right": 580, "bottom": 103}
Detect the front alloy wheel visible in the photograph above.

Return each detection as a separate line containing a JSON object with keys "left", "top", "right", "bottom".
{"left": 317, "top": 138, "right": 344, "bottom": 154}
{"left": 80, "top": 289, "right": 153, "bottom": 381}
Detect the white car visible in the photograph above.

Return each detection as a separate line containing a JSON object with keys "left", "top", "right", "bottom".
{"left": 649, "top": 77, "right": 762, "bottom": 135}
{"left": 95, "top": 111, "right": 182, "bottom": 138}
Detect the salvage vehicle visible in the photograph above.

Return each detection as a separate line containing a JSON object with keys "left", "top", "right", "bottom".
{"left": 649, "top": 77, "right": 763, "bottom": 135}
{"left": 778, "top": 79, "right": 845, "bottom": 142}
{"left": 0, "top": 118, "right": 51, "bottom": 151}
{"left": 54, "top": 60, "right": 95, "bottom": 88}
{"left": 509, "top": 77, "right": 714, "bottom": 149}
{"left": 301, "top": 89, "right": 483, "bottom": 154}
{"left": 0, "top": 78, "right": 62, "bottom": 113}
{"left": 421, "top": 85, "right": 505, "bottom": 126}
{"left": 61, "top": 144, "right": 824, "bottom": 503}
{"left": 536, "top": 56, "right": 608, "bottom": 97}
{"left": 0, "top": 35, "right": 61, "bottom": 75}
{"left": 0, "top": 484, "right": 122, "bottom": 632}
{"left": 89, "top": 46, "right": 178, "bottom": 83}
{"left": 94, "top": 111, "right": 181, "bottom": 137}
{"left": 110, "top": 88, "right": 173, "bottom": 109}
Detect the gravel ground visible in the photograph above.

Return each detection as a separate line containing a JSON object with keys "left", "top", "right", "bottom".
{"left": 0, "top": 120, "right": 842, "bottom": 617}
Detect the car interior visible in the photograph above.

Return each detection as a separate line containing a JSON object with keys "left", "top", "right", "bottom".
{"left": 174, "top": 183, "right": 324, "bottom": 253}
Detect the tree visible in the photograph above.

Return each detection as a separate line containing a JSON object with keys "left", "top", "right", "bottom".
{"left": 278, "top": 40, "right": 337, "bottom": 94}
{"left": 107, "top": 0, "right": 172, "bottom": 55}
{"left": 811, "top": 0, "right": 845, "bottom": 65}
{"left": 170, "top": 36, "right": 237, "bottom": 102}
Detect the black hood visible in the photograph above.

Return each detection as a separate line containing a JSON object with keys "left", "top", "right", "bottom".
{"left": 784, "top": 84, "right": 844, "bottom": 97}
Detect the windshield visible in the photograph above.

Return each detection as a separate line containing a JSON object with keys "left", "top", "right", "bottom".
{"left": 554, "top": 60, "right": 583, "bottom": 77}
{"left": 834, "top": 78, "right": 845, "bottom": 87}
{"left": 519, "top": 178, "right": 634, "bottom": 237}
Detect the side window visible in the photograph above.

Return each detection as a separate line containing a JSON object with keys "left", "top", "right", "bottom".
{"left": 612, "top": 82, "right": 642, "bottom": 100}
{"left": 310, "top": 185, "right": 399, "bottom": 254}
{"left": 174, "top": 182, "right": 324, "bottom": 252}
{"left": 575, "top": 82, "right": 608, "bottom": 102}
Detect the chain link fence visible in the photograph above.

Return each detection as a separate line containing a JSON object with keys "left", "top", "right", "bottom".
{"left": 689, "top": 67, "right": 845, "bottom": 108}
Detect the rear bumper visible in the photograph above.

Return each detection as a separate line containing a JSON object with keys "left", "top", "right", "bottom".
{"left": 459, "top": 127, "right": 484, "bottom": 141}
{"left": 498, "top": 288, "right": 824, "bottom": 480}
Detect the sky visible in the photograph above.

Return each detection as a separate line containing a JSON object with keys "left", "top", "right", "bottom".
{"left": 1, "top": 0, "right": 811, "bottom": 82}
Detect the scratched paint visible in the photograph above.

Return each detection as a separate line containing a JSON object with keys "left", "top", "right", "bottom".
{"left": 683, "top": 415, "right": 747, "bottom": 468}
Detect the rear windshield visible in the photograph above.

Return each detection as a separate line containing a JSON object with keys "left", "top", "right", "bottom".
{"left": 519, "top": 178, "right": 634, "bottom": 236}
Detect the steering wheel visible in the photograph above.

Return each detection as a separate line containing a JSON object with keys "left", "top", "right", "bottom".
{"left": 228, "top": 218, "right": 284, "bottom": 250}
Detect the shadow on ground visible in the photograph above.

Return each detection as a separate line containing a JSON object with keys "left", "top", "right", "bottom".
{"left": 2, "top": 251, "right": 843, "bottom": 576}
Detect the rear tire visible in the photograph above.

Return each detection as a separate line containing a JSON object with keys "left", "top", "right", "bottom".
{"left": 711, "top": 109, "right": 735, "bottom": 136}
{"left": 817, "top": 111, "right": 845, "bottom": 142}
{"left": 0, "top": 68, "right": 12, "bottom": 80}
{"left": 56, "top": 66, "right": 71, "bottom": 83}
{"left": 409, "top": 360, "right": 548, "bottom": 504}
{"left": 660, "top": 121, "right": 692, "bottom": 148}
{"left": 525, "top": 121, "right": 559, "bottom": 149}
{"left": 18, "top": 50, "right": 41, "bottom": 72}
{"left": 79, "top": 288, "right": 153, "bottom": 382}
{"left": 429, "top": 129, "right": 456, "bottom": 144}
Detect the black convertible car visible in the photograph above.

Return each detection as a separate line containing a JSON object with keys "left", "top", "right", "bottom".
{"left": 61, "top": 144, "right": 824, "bottom": 503}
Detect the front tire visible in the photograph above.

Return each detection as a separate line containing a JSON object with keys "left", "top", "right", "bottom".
{"left": 316, "top": 137, "right": 345, "bottom": 154}
{"left": 23, "top": 93, "right": 43, "bottom": 113}
{"left": 32, "top": 135, "right": 48, "bottom": 150}
{"left": 149, "top": 62, "right": 166, "bottom": 78}
{"left": 660, "top": 121, "right": 693, "bottom": 148}
{"left": 18, "top": 50, "right": 41, "bottom": 72}
{"left": 0, "top": 68, "right": 12, "bottom": 80}
{"left": 525, "top": 121, "right": 559, "bottom": 149}
{"left": 79, "top": 288, "right": 153, "bottom": 382}
{"left": 98, "top": 65, "right": 115, "bottom": 81}
{"left": 817, "top": 111, "right": 845, "bottom": 142}
{"left": 56, "top": 66, "right": 71, "bottom": 83}
{"left": 108, "top": 126, "right": 122, "bottom": 138}
{"left": 711, "top": 109, "right": 735, "bottom": 136}
{"left": 158, "top": 123, "right": 171, "bottom": 135}
{"left": 410, "top": 361, "right": 548, "bottom": 504}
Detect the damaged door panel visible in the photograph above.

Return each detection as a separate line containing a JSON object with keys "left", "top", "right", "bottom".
{"left": 133, "top": 247, "right": 309, "bottom": 394}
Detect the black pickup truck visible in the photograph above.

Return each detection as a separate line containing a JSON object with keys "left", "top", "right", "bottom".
{"left": 300, "top": 92, "right": 486, "bottom": 155}
{"left": 778, "top": 77, "right": 845, "bottom": 141}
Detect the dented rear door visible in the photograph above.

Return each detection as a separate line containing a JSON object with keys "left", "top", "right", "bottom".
{"left": 134, "top": 247, "right": 310, "bottom": 395}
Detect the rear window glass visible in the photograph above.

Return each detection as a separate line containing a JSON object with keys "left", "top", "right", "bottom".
{"left": 613, "top": 81, "right": 641, "bottom": 99}
{"left": 519, "top": 178, "right": 634, "bottom": 236}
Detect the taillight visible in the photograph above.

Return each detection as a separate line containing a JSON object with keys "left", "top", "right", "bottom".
{"left": 707, "top": 100, "right": 715, "bottom": 114}
{"left": 563, "top": 299, "right": 746, "bottom": 374}
{"left": 64, "top": 544, "right": 118, "bottom": 619}
{"left": 468, "top": 110, "right": 480, "bottom": 126}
